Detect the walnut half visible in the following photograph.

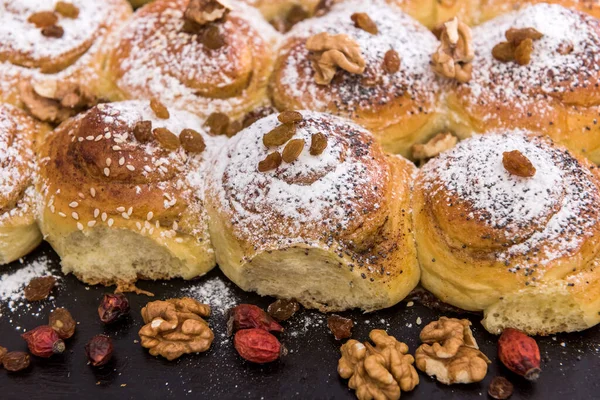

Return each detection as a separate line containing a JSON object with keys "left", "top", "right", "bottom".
{"left": 306, "top": 32, "right": 366, "bottom": 85}
{"left": 138, "top": 297, "right": 214, "bottom": 361}
{"left": 415, "top": 317, "right": 491, "bottom": 385}
{"left": 184, "top": 0, "right": 229, "bottom": 26}
{"left": 338, "top": 329, "right": 419, "bottom": 400}
{"left": 431, "top": 17, "right": 474, "bottom": 83}
{"left": 412, "top": 132, "right": 458, "bottom": 161}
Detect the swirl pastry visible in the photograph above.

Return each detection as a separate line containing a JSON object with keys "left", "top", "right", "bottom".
{"left": 445, "top": 4, "right": 600, "bottom": 163}
{"left": 0, "top": 0, "right": 132, "bottom": 123}
{"left": 37, "top": 100, "right": 226, "bottom": 287}
{"left": 108, "top": 0, "right": 280, "bottom": 121}
{"left": 413, "top": 131, "right": 600, "bottom": 335}
{"left": 0, "top": 104, "right": 50, "bottom": 264}
{"left": 269, "top": 0, "right": 444, "bottom": 158}
{"left": 205, "top": 110, "right": 419, "bottom": 312}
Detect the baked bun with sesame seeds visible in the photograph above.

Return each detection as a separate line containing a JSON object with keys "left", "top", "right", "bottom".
{"left": 205, "top": 110, "right": 419, "bottom": 312}
{"left": 269, "top": 0, "right": 445, "bottom": 159}
{"left": 444, "top": 4, "right": 600, "bottom": 164}
{"left": 108, "top": 0, "right": 280, "bottom": 122}
{"left": 0, "top": 103, "right": 50, "bottom": 265}
{"left": 0, "top": 0, "right": 132, "bottom": 124}
{"left": 36, "top": 100, "right": 226, "bottom": 288}
{"left": 413, "top": 130, "right": 600, "bottom": 335}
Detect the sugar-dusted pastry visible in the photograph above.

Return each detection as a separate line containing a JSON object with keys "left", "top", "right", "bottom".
{"left": 392, "top": 0, "right": 480, "bottom": 28}
{"left": 0, "top": 104, "right": 50, "bottom": 264}
{"left": 37, "top": 100, "right": 226, "bottom": 287}
{"left": 205, "top": 110, "right": 419, "bottom": 312}
{"left": 0, "top": 0, "right": 132, "bottom": 123}
{"left": 445, "top": 4, "right": 600, "bottom": 163}
{"left": 242, "top": 0, "right": 320, "bottom": 29}
{"left": 477, "top": 0, "right": 600, "bottom": 24}
{"left": 109, "top": 0, "right": 280, "bottom": 121}
{"left": 413, "top": 131, "right": 600, "bottom": 335}
{"left": 269, "top": 0, "right": 444, "bottom": 158}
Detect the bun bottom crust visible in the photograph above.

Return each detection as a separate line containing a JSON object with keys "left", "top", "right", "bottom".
{"left": 207, "top": 156, "right": 420, "bottom": 312}
{"left": 38, "top": 212, "right": 215, "bottom": 286}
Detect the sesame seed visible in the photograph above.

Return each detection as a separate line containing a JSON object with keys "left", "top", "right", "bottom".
{"left": 104, "top": 168, "right": 110, "bottom": 177}
{"left": 112, "top": 146, "right": 122, "bottom": 151}
{"left": 106, "top": 158, "right": 112, "bottom": 167}
{"left": 71, "top": 212, "right": 79, "bottom": 220}
{"left": 86, "top": 136, "right": 94, "bottom": 141}
{"left": 136, "top": 222, "right": 142, "bottom": 230}
{"left": 127, "top": 207, "right": 133, "bottom": 216}
{"left": 69, "top": 201, "right": 79, "bottom": 208}
{"left": 95, "top": 135, "right": 103, "bottom": 141}
{"left": 147, "top": 212, "right": 154, "bottom": 220}
{"left": 116, "top": 207, "right": 125, "bottom": 212}
{"left": 58, "top": 212, "right": 67, "bottom": 218}
{"left": 122, "top": 212, "right": 130, "bottom": 220}
{"left": 126, "top": 165, "right": 135, "bottom": 171}
{"left": 78, "top": 192, "right": 85, "bottom": 199}
{"left": 94, "top": 209, "right": 100, "bottom": 218}
{"left": 90, "top": 188, "right": 96, "bottom": 198}
{"left": 175, "top": 238, "right": 183, "bottom": 243}
{"left": 77, "top": 222, "right": 84, "bottom": 231}
{"left": 101, "top": 212, "right": 107, "bottom": 222}
{"left": 108, "top": 218, "right": 114, "bottom": 227}
{"left": 88, "top": 221, "right": 97, "bottom": 227}
{"left": 119, "top": 157, "right": 125, "bottom": 166}
{"left": 173, "top": 221, "right": 178, "bottom": 230}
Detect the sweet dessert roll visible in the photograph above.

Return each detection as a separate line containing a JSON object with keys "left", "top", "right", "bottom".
{"left": 444, "top": 3, "right": 600, "bottom": 163}
{"left": 0, "top": 104, "right": 50, "bottom": 264}
{"left": 269, "top": 0, "right": 445, "bottom": 158}
{"left": 241, "top": 0, "right": 321, "bottom": 32}
{"left": 205, "top": 110, "right": 420, "bottom": 312}
{"left": 0, "top": 0, "right": 133, "bottom": 123}
{"left": 413, "top": 130, "right": 600, "bottom": 335}
{"left": 37, "top": 100, "right": 226, "bottom": 287}
{"left": 476, "top": 0, "right": 600, "bottom": 24}
{"left": 108, "top": 0, "right": 280, "bottom": 121}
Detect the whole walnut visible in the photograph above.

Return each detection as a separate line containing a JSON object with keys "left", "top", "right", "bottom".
{"left": 139, "top": 297, "right": 214, "bottom": 361}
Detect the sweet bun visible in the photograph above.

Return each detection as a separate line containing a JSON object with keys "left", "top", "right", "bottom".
{"left": 242, "top": 0, "right": 320, "bottom": 22}
{"left": 0, "top": 103, "right": 50, "bottom": 264}
{"left": 108, "top": 0, "right": 280, "bottom": 121}
{"left": 205, "top": 110, "right": 419, "bottom": 312}
{"left": 445, "top": 3, "right": 600, "bottom": 163}
{"left": 393, "top": 0, "right": 480, "bottom": 28}
{"left": 413, "top": 130, "right": 600, "bottom": 335}
{"left": 269, "top": 0, "right": 444, "bottom": 158}
{"left": 477, "top": 0, "right": 600, "bottom": 24}
{"left": 37, "top": 100, "right": 226, "bottom": 287}
{"left": 0, "top": 0, "right": 132, "bottom": 123}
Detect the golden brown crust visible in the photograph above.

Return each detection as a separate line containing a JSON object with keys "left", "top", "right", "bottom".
{"left": 37, "top": 100, "right": 226, "bottom": 284}
{"left": 269, "top": 0, "right": 445, "bottom": 158}
{"left": 109, "top": 0, "right": 279, "bottom": 120}
{"left": 0, "top": 0, "right": 132, "bottom": 115}
{"left": 413, "top": 130, "right": 600, "bottom": 333}
{"left": 445, "top": 4, "right": 600, "bottom": 163}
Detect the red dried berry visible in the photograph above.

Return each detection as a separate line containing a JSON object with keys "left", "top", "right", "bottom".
{"left": 498, "top": 328, "right": 541, "bottom": 381}
{"left": 98, "top": 293, "right": 130, "bottom": 324}
{"left": 21, "top": 325, "right": 65, "bottom": 358}
{"left": 234, "top": 328, "right": 284, "bottom": 364}
{"left": 227, "top": 304, "right": 284, "bottom": 336}
{"left": 85, "top": 335, "right": 113, "bottom": 367}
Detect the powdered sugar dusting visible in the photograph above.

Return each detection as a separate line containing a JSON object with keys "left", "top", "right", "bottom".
{"left": 278, "top": 0, "right": 439, "bottom": 114}
{"left": 182, "top": 276, "right": 237, "bottom": 314}
{"left": 420, "top": 131, "right": 600, "bottom": 269}
{"left": 208, "top": 111, "right": 388, "bottom": 245}
{"left": 462, "top": 3, "right": 600, "bottom": 119}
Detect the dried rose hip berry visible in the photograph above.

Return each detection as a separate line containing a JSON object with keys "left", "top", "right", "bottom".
{"left": 85, "top": 335, "right": 113, "bottom": 367}
{"left": 227, "top": 304, "right": 283, "bottom": 336}
{"left": 327, "top": 315, "right": 353, "bottom": 340}
{"left": 24, "top": 276, "right": 56, "bottom": 301}
{"left": 234, "top": 328, "right": 285, "bottom": 364}
{"left": 488, "top": 376, "right": 514, "bottom": 400}
{"left": 49, "top": 308, "right": 76, "bottom": 339}
{"left": 267, "top": 299, "right": 300, "bottom": 322}
{"left": 22, "top": 325, "right": 65, "bottom": 358}
{"left": 2, "top": 352, "right": 30, "bottom": 372}
{"left": 98, "top": 293, "right": 130, "bottom": 324}
{"left": 498, "top": 328, "right": 541, "bottom": 381}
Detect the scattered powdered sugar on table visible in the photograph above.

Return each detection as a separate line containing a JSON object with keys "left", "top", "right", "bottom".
{"left": 182, "top": 276, "right": 237, "bottom": 315}
{"left": 0, "top": 255, "right": 61, "bottom": 329}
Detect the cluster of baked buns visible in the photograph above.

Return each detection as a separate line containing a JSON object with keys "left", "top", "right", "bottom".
{"left": 1, "top": 0, "right": 600, "bottom": 337}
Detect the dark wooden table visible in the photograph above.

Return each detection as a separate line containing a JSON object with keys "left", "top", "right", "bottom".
{"left": 1, "top": 243, "right": 599, "bottom": 399}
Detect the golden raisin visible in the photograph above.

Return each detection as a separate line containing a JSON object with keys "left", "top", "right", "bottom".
{"left": 309, "top": 133, "right": 328, "bottom": 155}
{"left": 180, "top": 129, "right": 206, "bottom": 153}
{"left": 505, "top": 27, "right": 543, "bottom": 46}
{"left": 150, "top": 98, "right": 170, "bottom": 119}
{"left": 383, "top": 49, "right": 400, "bottom": 74}
{"left": 263, "top": 124, "right": 296, "bottom": 147}
{"left": 514, "top": 38, "right": 534, "bottom": 65}
{"left": 49, "top": 308, "right": 76, "bottom": 339}
{"left": 351, "top": 12, "right": 378, "bottom": 35}
{"left": 41, "top": 25, "right": 64, "bottom": 38}
{"left": 226, "top": 120, "right": 243, "bottom": 137}
{"left": 134, "top": 120, "right": 153, "bottom": 143}
{"left": 153, "top": 128, "right": 180, "bottom": 150}
{"left": 28, "top": 11, "right": 58, "bottom": 28}
{"left": 277, "top": 111, "right": 303, "bottom": 124}
{"left": 258, "top": 152, "right": 282, "bottom": 172}
{"left": 55, "top": 2, "right": 79, "bottom": 18}
{"left": 201, "top": 24, "right": 226, "bottom": 50}
{"left": 24, "top": 276, "right": 56, "bottom": 301}
{"left": 282, "top": 139, "right": 305, "bottom": 163}
{"left": 502, "top": 150, "right": 536, "bottom": 177}
{"left": 205, "top": 112, "right": 230, "bottom": 135}
{"left": 492, "top": 42, "right": 515, "bottom": 62}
